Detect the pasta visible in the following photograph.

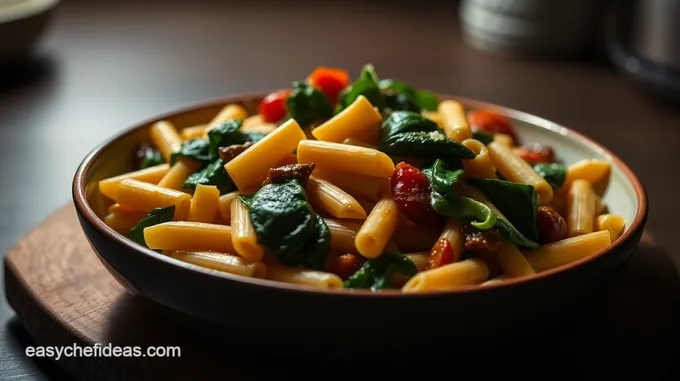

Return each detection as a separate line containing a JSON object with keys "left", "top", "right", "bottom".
{"left": 95, "top": 63, "right": 626, "bottom": 293}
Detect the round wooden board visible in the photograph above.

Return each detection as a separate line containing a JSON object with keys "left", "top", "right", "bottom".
{"left": 4, "top": 205, "right": 680, "bottom": 380}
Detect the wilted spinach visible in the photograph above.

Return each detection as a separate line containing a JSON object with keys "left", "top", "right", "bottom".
{"left": 344, "top": 253, "right": 417, "bottom": 291}
{"left": 139, "top": 149, "right": 165, "bottom": 169}
{"left": 182, "top": 158, "right": 234, "bottom": 194}
{"left": 127, "top": 206, "right": 175, "bottom": 248}
{"left": 472, "top": 129, "right": 494, "bottom": 145}
{"left": 336, "top": 64, "right": 385, "bottom": 113}
{"left": 170, "top": 139, "right": 212, "bottom": 165}
{"left": 534, "top": 163, "right": 567, "bottom": 189}
{"left": 379, "top": 79, "right": 437, "bottom": 112}
{"left": 286, "top": 81, "right": 334, "bottom": 127}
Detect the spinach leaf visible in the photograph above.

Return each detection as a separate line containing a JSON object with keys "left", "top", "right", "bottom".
{"left": 248, "top": 179, "right": 316, "bottom": 265}
{"left": 344, "top": 253, "right": 417, "bottom": 291}
{"left": 336, "top": 64, "right": 385, "bottom": 113}
{"left": 379, "top": 79, "right": 438, "bottom": 112}
{"left": 494, "top": 217, "right": 538, "bottom": 248}
{"left": 127, "top": 206, "right": 175, "bottom": 248}
{"left": 426, "top": 159, "right": 496, "bottom": 230}
{"left": 239, "top": 195, "right": 253, "bottom": 208}
{"left": 207, "top": 120, "right": 243, "bottom": 157}
{"left": 467, "top": 178, "right": 539, "bottom": 247}
{"left": 140, "top": 149, "right": 165, "bottom": 169}
{"left": 170, "top": 139, "right": 211, "bottom": 165}
{"left": 183, "top": 158, "right": 234, "bottom": 195}
{"left": 534, "top": 163, "right": 567, "bottom": 189}
{"left": 301, "top": 215, "right": 331, "bottom": 271}
{"left": 286, "top": 81, "right": 334, "bottom": 127}
{"left": 380, "top": 111, "right": 475, "bottom": 161}
{"left": 472, "top": 129, "right": 494, "bottom": 145}
{"left": 242, "top": 131, "right": 267, "bottom": 143}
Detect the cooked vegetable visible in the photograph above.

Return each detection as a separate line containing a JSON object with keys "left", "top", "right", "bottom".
{"left": 390, "top": 162, "right": 441, "bottom": 226}
{"left": 428, "top": 238, "right": 454, "bottom": 269}
{"left": 467, "top": 109, "right": 517, "bottom": 142}
{"left": 328, "top": 253, "right": 366, "bottom": 280}
{"left": 183, "top": 158, "right": 234, "bottom": 194}
{"left": 536, "top": 205, "right": 568, "bottom": 244}
{"left": 379, "top": 79, "right": 437, "bottom": 112}
{"left": 128, "top": 206, "right": 175, "bottom": 248}
{"left": 515, "top": 143, "right": 556, "bottom": 164}
{"left": 306, "top": 66, "right": 350, "bottom": 106}
{"left": 534, "top": 162, "right": 567, "bottom": 189}
{"left": 344, "top": 252, "right": 417, "bottom": 290}
{"left": 285, "top": 81, "right": 334, "bottom": 127}
{"left": 336, "top": 64, "right": 385, "bottom": 113}
{"left": 259, "top": 89, "right": 291, "bottom": 123}
{"left": 471, "top": 129, "right": 494, "bottom": 145}
{"left": 134, "top": 142, "right": 165, "bottom": 169}
{"left": 170, "top": 139, "right": 212, "bottom": 165}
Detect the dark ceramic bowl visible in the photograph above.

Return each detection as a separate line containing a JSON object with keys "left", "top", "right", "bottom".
{"left": 73, "top": 93, "right": 647, "bottom": 357}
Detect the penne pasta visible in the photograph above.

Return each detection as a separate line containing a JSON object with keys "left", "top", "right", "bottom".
{"left": 203, "top": 104, "right": 248, "bottom": 137}
{"left": 265, "top": 263, "right": 343, "bottom": 289}
{"left": 324, "top": 218, "right": 362, "bottom": 253}
{"left": 488, "top": 141, "right": 553, "bottom": 204}
{"left": 342, "top": 138, "right": 378, "bottom": 149}
{"left": 98, "top": 163, "right": 170, "bottom": 200}
{"left": 241, "top": 114, "right": 265, "bottom": 130}
{"left": 493, "top": 133, "right": 515, "bottom": 147}
{"left": 563, "top": 159, "right": 611, "bottom": 195}
{"left": 104, "top": 209, "right": 147, "bottom": 232}
{"left": 594, "top": 214, "right": 625, "bottom": 241}
{"left": 566, "top": 179, "right": 596, "bottom": 237}
{"left": 438, "top": 100, "right": 472, "bottom": 142}
{"left": 439, "top": 219, "right": 465, "bottom": 262}
{"left": 312, "top": 95, "right": 382, "bottom": 144}
{"left": 481, "top": 274, "right": 513, "bottom": 286}
{"left": 157, "top": 159, "right": 201, "bottom": 190}
{"left": 297, "top": 140, "right": 395, "bottom": 179}
{"left": 421, "top": 110, "right": 444, "bottom": 128}
{"left": 494, "top": 240, "right": 535, "bottom": 277}
{"left": 523, "top": 230, "right": 611, "bottom": 272}
{"left": 113, "top": 179, "right": 191, "bottom": 220}
{"left": 355, "top": 198, "right": 401, "bottom": 258}
{"left": 226, "top": 118, "right": 306, "bottom": 191}
{"left": 241, "top": 123, "right": 276, "bottom": 135}
{"left": 150, "top": 121, "right": 182, "bottom": 162}
{"left": 171, "top": 251, "right": 266, "bottom": 278}
{"left": 462, "top": 139, "right": 496, "bottom": 179}
{"left": 230, "top": 198, "right": 265, "bottom": 262}
{"left": 188, "top": 184, "right": 220, "bottom": 223}
{"left": 144, "top": 221, "right": 235, "bottom": 253}
{"left": 313, "top": 168, "right": 389, "bottom": 202}
{"left": 402, "top": 258, "right": 489, "bottom": 292}
{"left": 180, "top": 124, "right": 208, "bottom": 141}
{"left": 306, "top": 176, "right": 367, "bottom": 219}
{"left": 405, "top": 252, "right": 430, "bottom": 272}
{"left": 218, "top": 191, "right": 240, "bottom": 223}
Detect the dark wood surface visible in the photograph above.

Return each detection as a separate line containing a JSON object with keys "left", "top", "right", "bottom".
{"left": 0, "top": 0, "right": 679, "bottom": 379}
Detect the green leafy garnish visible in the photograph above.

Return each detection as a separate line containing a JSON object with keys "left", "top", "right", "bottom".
{"left": 285, "top": 81, "right": 334, "bottom": 127}
{"left": 534, "top": 163, "right": 567, "bottom": 189}
{"left": 246, "top": 179, "right": 330, "bottom": 267}
{"left": 380, "top": 111, "right": 475, "bottom": 161}
{"left": 170, "top": 139, "right": 211, "bottom": 165}
{"left": 425, "top": 159, "right": 496, "bottom": 230}
{"left": 139, "top": 149, "right": 165, "bottom": 169}
{"left": 379, "top": 79, "right": 438, "bottom": 112}
{"left": 344, "top": 253, "right": 417, "bottom": 291}
{"left": 127, "top": 206, "right": 175, "bottom": 248}
{"left": 182, "top": 158, "right": 234, "bottom": 195}
{"left": 472, "top": 129, "right": 494, "bottom": 145}
{"left": 336, "top": 64, "right": 385, "bottom": 113}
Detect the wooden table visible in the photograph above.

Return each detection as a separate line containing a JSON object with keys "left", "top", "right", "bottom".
{"left": 1, "top": 0, "right": 679, "bottom": 379}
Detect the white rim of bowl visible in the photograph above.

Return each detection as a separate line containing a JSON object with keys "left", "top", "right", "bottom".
{"left": 0, "top": 0, "right": 58, "bottom": 24}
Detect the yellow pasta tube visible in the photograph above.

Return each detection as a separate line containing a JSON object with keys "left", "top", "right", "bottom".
{"left": 265, "top": 263, "right": 343, "bottom": 289}
{"left": 313, "top": 168, "right": 389, "bottom": 202}
{"left": 298, "top": 140, "right": 395, "bottom": 179}
{"left": 495, "top": 240, "right": 535, "bottom": 277}
{"left": 144, "top": 221, "right": 235, "bottom": 253}
{"left": 595, "top": 214, "right": 625, "bottom": 241}
{"left": 493, "top": 133, "right": 515, "bottom": 147}
{"left": 405, "top": 252, "right": 430, "bottom": 272}
{"left": 324, "top": 218, "right": 361, "bottom": 253}
{"left": 566, "top": 179, "right": 596, "bottom": 237}
{"left": 564, "top": 159, "right": 611, "bottom": 194}
{"left": 311, "top": 95, "right": 382, "bottom": 144}
{"left": 422, "top": 110, "right": 444, "bottom": 128}
{"left": 150, "top": 121, "right": 182, "bottom": 161}
{"left": 481, "top": 274, "right": 513, "bottom": 286}
{"left": 462, "top": 139, "right": 496, "bottom": 179}
{"left": 241, "top": 123, "right": 276, "bottom": 135}
{"left": 402, "top": 258, "right": 489, "bottom": 292}
{"left": 523, "top": 230, "right": 611, "bottom": 272}
{"left": 488, "top": 141, "right": 553, "bottom": 204}
{"left": 226, "top": 119, "right": 306, "bottom": 191}
{"left": 230, "top": 198, "right": 265, "bottom": 262}
{"left": 104, "top": 209, "right": 147, "bottom": 232}
{"left": 203, "top": 104, "right": 248, "bottom": 137}
{"left": 241, "top": 114, "right": 264, "bottom": 130}
{"left": 342, "top": 138, "right": 378, "bottom": 149}
{"left": 438, "top": 100, "right": 472, "bottom": 142}
{"left": 98, "top": 163, "right": 170, "bottom": 199}
{"left": 439, "top": 219, "right": 465, "bottom": 262}
{"left": 218, "top": 191, "right": 240, "bottom": 223}
{"left": 188, "top": 184, "right": 220, "bottom": 223}
{"left": 172, "top": 251, "right": 266, "bottom": 278}
{"left": 156, "top": 159, "right": 201, "bottom": 190}
{"left": 355, "top": 198, "right": 401, "bottom": 258}
{"left": 306, "top": 176, "right": 367, "bottom": 219}
{"left": 113, "top": 179, "right": 191, "bottom": 219}
{"left": 180, "top": 124, "right": 207, "bottom": 141}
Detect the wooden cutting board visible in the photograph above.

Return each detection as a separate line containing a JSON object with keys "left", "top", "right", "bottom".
{"left": 4, "top": 205, "right": 680, "bottom": 380}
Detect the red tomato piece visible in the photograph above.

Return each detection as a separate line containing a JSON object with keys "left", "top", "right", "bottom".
{"left": 328, "top": 253, "right": 366, "bottom": 280}
{"left": 390, "top": 162, "right": 440, "bottom": 226}
{"left": 306, "top": 66, "right": 350, "bottom": 106}
{"left": 259, "top": 89, "right": 291, "bottom": 123}
{"left": 467, "top": 109, "right": 518, "bottom": 142}
{"left": 428, "top": 238, "right": 454, "bottom": 269}
{"left": 515, "top": 143, "right": 556, "bottom": 164}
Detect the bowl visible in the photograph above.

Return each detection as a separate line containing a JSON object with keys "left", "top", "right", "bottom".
{"left": 0, "top": 0, "right": 59, "bottom": 64}
{"left": 72, "top": 93, "right": 647, "bottom": 357}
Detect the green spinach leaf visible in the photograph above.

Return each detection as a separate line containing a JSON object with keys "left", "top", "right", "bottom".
{"left": 286, "top": 81, "right": 334, "bottom": 127}
{"left": 170, "top": 139, "right": 211, "bottom": 165}
{"left": 239, "top": 195, "right": 253, "bottom": 208}
{"left": 379, "top": 79, "right": 438, "bottom": 112}
{"left": 534, "top": 163, "right": 567, "bottom": 189}
{"left": 301, "top": 215, "right": 331, "bottom": 271}
{"left": 207, "top": 120, "right": 243, "bottom": 157}
{"left": 140, "top": 149, "right": 165, "bottom": 169}
{"left": 467, "top": 178, "right": 539, "bottom": 247}
{"left": 127, "top": 206, "right": 175, "bottom": 248}
{"left": 344, "top": 253, "right": 417, "bottom": 291}
{"left": 472, "top": 129, "right": 494, "bottom": 145}
{"left": 336, "top": 64, "right": 385, "bottom": 113}
{"left": 182, "top": 158, "right": 234, "bottom": 195}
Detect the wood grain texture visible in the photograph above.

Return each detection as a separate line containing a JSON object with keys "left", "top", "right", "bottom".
{"left": 5, "top": 204, "right": 680, "bottom": 380}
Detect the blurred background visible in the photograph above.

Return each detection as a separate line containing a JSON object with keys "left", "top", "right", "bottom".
{"left": 1, "top": 0, "right": 679, "bottom": 379}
